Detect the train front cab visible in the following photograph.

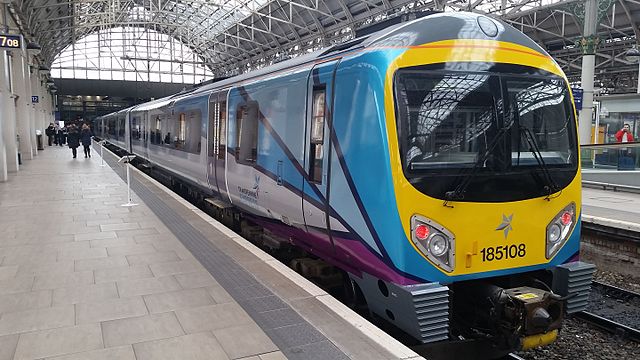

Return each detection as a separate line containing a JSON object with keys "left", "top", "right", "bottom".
{"left": 349, "top": 17, "right": 596, "bottom": 356}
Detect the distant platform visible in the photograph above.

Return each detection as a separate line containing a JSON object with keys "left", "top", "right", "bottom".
{"left": 582, "top": 187, "right": 640, "bottom": 232}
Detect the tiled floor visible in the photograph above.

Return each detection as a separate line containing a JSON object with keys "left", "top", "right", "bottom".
{"left": 0, "top": 146, "right": 286, "bottom": 360}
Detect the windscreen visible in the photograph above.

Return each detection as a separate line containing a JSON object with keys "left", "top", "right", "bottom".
{"left": 394, "top": 68, "right": 578, "bottom": 202}
{"left": 397, "top": 72, "right": 501, "bottom": 170}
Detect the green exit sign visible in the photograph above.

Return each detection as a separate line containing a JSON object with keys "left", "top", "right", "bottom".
{"left": 0, "top": 34, "right": 22, "bottom": 49}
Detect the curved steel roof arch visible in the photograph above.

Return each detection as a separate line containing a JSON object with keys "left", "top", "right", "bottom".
{"left": 7, "top": 1, "right": 640, "bottom": 92}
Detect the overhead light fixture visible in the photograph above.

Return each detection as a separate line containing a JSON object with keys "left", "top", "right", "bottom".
{"left": 39, "top": 66, "right": 50, "bottom": 75}
{"left": 27, "top": 42, "right": 42, "bottom": 55}
{"left": 624, "top": 46, "right": 640, "bottom": 63}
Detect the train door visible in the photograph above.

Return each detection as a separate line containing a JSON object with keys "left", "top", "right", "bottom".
{"left": 207, "top": 90, "right": 230, "bottom": 201}
{"left": 302, "top": 61, "right": 338, "bottom": 252}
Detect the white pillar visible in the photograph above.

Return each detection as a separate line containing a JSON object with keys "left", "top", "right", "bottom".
{"left": 1, "top": 51, "right": 18, "bottom": 173}
{"left": 637, "top": 61, "right": 640, "bottom": 94}
{"left": 0, "top": 51, "right": 7, "bottom": 181}
{"left": 26, "top": 60, "right": 38, "bottom": 156}
{"left": 11, "top": 49, "right": 33, "bottom": 161}
{"left": 579, "top": 55, "right": 595, "bottom": 144}
{"left": 578, "top": 0, "right": 598, "bottom": 145}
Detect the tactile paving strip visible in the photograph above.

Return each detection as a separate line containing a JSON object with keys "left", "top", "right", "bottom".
{"left": 101, "top": 151, "right": 349, "bottom": 360}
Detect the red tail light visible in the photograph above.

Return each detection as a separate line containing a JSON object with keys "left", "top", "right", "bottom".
{"left": 415, "top": 224, "right": 430, "bottom": 240}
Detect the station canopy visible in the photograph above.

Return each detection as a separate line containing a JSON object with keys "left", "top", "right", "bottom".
{"left": 8, "top": 1, "right": 640, "bottom": 92}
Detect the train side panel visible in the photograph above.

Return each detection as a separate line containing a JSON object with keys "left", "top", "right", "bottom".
{"left": 224, "top": 70, "right": 311, "bottom": 232}
{"left": 145, "top": 95, "right": 209, "bottom": 188}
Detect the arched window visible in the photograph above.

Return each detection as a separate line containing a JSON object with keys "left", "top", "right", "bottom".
{"left": 51, "top": 26, "right": 214, "bottom": 84}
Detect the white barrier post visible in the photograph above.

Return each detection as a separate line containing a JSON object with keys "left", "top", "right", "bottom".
{"left": 119, "top": 155, "right": 138, "bottom": 207}
{"left": 99, "top": 140, "right": 106, "bottom": 167}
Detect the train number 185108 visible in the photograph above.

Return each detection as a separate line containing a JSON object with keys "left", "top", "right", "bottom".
{"left": 480, "top": 244, "right": 526, "bottom": 262}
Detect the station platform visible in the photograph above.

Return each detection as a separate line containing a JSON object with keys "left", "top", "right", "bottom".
{"left": 582, "top": 186, "right": 640, "bottom": 232}
{"left": 0, "top": 145, "right": 422, "bottom": 360}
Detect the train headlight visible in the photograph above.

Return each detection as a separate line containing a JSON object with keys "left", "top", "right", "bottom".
{"left": 547, "top": 224, "right": 562, "bottom": 243}
{"left": 428, "top": 234, "right": 449, "bottom": 257}
{"left": 411, "top": 215, "right": 455, "bottom": 272}
{"left": 545, "top": 203, "right": 576, "bottom": 259}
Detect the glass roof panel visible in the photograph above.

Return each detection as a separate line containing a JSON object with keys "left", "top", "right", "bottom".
{"left": 51, "top": 26, "right": 214, "bottom": 84}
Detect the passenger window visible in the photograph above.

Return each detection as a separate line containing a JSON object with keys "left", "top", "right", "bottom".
{"left": 235, "top": 101, "right": 259, "bottom": 164}
{"left": 218, "top": 100, "right": 227, "bottom": 160}
{"left": 152, "top": 116, "right": 162, "bottom": 144}
{"left": 309, "top": 88, "right": 326, "bottom": 183}
{"left": 177, "top": 113, "right": 186, "bottom": 149}
{"left": 209, "top": 101, "right": 217, "bottom": 157}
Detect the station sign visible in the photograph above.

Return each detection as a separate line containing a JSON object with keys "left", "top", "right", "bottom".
{"left": 31, "top": 96, "right": 39, "bottom": 103}
{"left": 0, "top": 34, "right": 22, "bottom": 49}
{"left": 571, "top": 88, "right": 583, "bottom": 111}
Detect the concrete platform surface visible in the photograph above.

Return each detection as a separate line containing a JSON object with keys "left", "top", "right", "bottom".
{"left": 582, "top": 187, "right": 640, "bottom": 232}
{"left": 0, "top": 144, "right": 422, "bottom": 360}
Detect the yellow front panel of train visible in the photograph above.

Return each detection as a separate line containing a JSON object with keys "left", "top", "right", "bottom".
{"left": 384, "top": 39, "right": 582, "bottom": 276}
{"left": 398, "top": 178, "right": 580, "bottom": 276}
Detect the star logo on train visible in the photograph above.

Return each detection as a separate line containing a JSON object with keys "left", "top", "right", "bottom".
{"left": 496, "top": 214, "right": 514, "bottom": 239}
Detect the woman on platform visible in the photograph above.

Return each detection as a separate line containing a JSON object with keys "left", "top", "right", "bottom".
{"left": 80, "top": 124, "right": 93, "bottom": 158}
{"left": 67, "top": 125, "right": 81, "bottom": 159}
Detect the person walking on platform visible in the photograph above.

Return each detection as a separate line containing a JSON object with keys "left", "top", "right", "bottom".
{"left": 56, "top": 125, "right": 64, "bottom": 146}
{"left": 80, "top": 124, "right": 92, "bottom": 158}
{"left": 67, "top": 125, "right": 81, "bottom": 159}
{"left": 45, "top": 123, "right": 55, "bottom": 146}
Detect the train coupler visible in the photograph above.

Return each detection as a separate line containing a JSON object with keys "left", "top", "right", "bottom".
{"left": 503, "top": 286, "right": 563, "bottom": 337}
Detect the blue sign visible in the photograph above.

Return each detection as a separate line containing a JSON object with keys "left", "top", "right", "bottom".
{"left": 572, "top": 88, "right": 583, "bottom": 111}
{"left": 31, "top": 96, "right": 39, "bottom": 103}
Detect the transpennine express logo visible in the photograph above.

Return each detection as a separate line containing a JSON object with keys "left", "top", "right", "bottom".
{"left": 238, "top": 175, "right": 260, "bottom": 204}
{"left": 495, "top": 214, "right": 514, "bottom": 239}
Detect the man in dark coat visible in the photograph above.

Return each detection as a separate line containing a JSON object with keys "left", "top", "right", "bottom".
{"left": 67, "top": 125, "right": 81, "bottom": 158}
{"left": 56, "top": 125, "right": 64, "bottom": 146}
{"left": 45, "top": 123, "right": 55, "bottom": 146}
{"left": 80, "top": 124, "right": 93, "bottom": 158}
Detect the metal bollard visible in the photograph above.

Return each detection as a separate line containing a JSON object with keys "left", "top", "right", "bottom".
{"left": 118, "top": 155, "right": 138, "bottom": 207}
{"left": 99, "top": 140, "right": 106, "bottom": 167}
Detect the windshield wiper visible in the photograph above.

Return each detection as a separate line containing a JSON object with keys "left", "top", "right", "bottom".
{"left": 519, "top": 125, "right": 560, "bottom": 200}
{"left": 443, "top": 127, "right": 508, "bottom": 207}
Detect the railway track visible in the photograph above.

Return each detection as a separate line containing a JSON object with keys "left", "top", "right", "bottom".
{"left": 591, "top": 280, "right": 640, "bottom": 302}
{"left": 503, "top": 353, "right": 526, "bottom": 360}
{"left": 572, "top": 280, "right": 640, "bottom": 343}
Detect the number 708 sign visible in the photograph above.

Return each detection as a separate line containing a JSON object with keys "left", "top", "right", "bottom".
{"left": 0, "top": 34, "right": 22, "bottom": 49}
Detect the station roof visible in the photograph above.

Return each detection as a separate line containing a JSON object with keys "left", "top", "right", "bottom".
{"left": 6, "top": 0, "right": 640, "bottom": 93}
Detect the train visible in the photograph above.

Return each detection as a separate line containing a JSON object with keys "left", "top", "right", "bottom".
{"left": 94, "top": 11, "right": 595, "bottom": 358}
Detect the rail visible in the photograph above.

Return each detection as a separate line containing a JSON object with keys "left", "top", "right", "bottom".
{"left": 573, "top": 311, "right": 640, "bottom": 342}
{"left": 503, "top": 353, "right": 526, "bottom": 360}
{"left": 591, "top": 280, "right": 640, "bottom": 302}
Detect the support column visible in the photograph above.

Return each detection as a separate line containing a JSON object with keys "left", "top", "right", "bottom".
{"left": 637, "top": 61, "right": 640, "bottom": 94}
{"left": 0, "top": 51, "right": 7, "bottom": 181}
{"left": 25, "top": 59, "right": 37, "bottom": 156}
{"left": 569, "top": 0, "right": 616, "bottom": 145}
{"left": 1, "top": 50, "right": 18, "bottom": 173}
{"left": 31, "top": 67, "right": 44, "bottom": 152}
{"left": 578, "top": 0, "right": 598, "bottom": 145}
{"left": 11, "top": 49, "right": 33, "bottom": 161}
